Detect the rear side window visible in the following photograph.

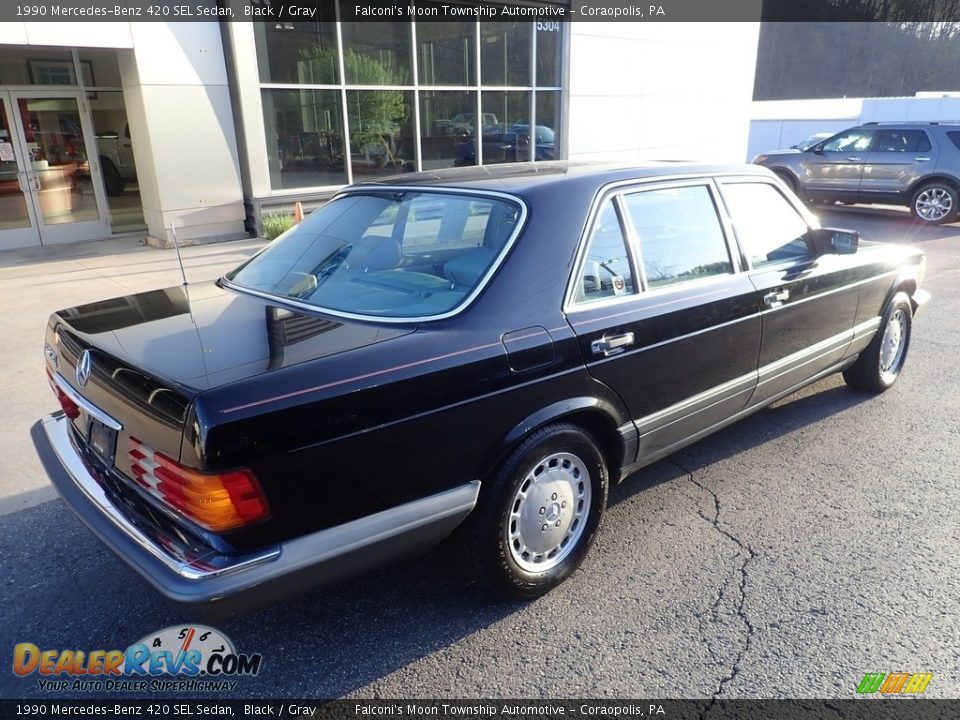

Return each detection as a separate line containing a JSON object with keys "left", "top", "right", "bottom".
{"left": 573, "top": 200, "right": 636, "bottom": 304}
{"left": 721, "top": 182, "right": 812, "bottom": 268}
{"left": 872, "top": 129, "right": 931, "bottom": 153}
{"left": 622, "top": 185, "right": 732, "bottom": 288}
{"left": 947, "top": 131, "right": 960, "bottom": 151}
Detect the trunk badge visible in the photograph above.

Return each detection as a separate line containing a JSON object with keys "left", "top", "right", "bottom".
{"left": 76, "top": 350, "right": 92, "bottom": 387}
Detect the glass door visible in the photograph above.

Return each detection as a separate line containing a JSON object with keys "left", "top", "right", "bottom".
{"left": 0, "top": 92, "right": 41, "bottom": 249}
{"left": 4, "top": 90, "right": 110, "bottom": 246}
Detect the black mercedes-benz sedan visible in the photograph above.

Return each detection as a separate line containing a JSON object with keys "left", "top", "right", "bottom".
{"left": 33, "top": 162, "right": 929, "bottom": 614}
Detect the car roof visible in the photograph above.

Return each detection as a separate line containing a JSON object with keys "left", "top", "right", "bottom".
{"left": 352, "top": 161, "right": 772, "bottom": 196}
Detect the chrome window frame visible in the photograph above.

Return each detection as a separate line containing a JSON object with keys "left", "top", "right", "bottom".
{"left": 221, "top": 185, "right": 528, "bottom": 325}
{"left": 564, "top": 173, "right": 747, "bottom": 315}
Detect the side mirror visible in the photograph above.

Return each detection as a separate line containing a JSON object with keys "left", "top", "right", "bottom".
{"left": 811, "top": 144, "right": 825, "bottom": 154}
{"left": 810, "top": 227, "right": 859, "bottom": 255}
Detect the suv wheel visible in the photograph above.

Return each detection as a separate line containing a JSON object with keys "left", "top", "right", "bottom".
{"left": 910, "top": 182, "right": 958, "bottom": 225}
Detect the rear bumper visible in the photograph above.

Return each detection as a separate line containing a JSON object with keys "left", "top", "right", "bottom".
{"left": 33, "top": 413, "right": 479, "bottom": 616}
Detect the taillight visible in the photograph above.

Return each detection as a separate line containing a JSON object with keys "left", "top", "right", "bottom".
{"left": 128, "top": 437, "right": 269, "bottom": 532}
{"left": 46, "top": 369, "right": 80, "bottom": 420}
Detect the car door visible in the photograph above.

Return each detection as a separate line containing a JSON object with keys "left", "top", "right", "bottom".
{"left": 859, "top": 128, "right": 937, "bottom": 199}
{"left": 717, "top": 178, "right": 860, "bottom": 407}
{"left": 566, "top": 180, "right": 762, "bottom": 464}
{"left": 803, "top": 127, "right": 875, "bottom": 202}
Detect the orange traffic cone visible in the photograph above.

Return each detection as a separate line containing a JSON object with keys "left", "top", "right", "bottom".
{"left": 293, "top": 201, "right": 304, "bottom": 224}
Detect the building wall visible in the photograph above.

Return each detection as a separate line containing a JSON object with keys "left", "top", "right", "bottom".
{"left": 567, "top": 23, "right": 761, "bottom": 163}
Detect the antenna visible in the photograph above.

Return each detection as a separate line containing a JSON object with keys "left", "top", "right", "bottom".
{"left": 170, "top": 223, "right": 188, "bottom": 287}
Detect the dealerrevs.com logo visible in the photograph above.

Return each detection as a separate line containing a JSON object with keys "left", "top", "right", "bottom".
{"left": 12, "top": 625, "right": 262, "bottom": 692}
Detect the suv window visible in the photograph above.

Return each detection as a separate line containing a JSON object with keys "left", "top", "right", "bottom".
{"left": 573, "top": 200, "right": 635, "bottom": 304}
{"left": 872, "top": 129, "right": 931, "bottom": 153}
{"left": 622, "top": 185, "right": 732, "bottom": 288}
{"left": 947, "top": 131, "right": 960, "bottom": 151}
{"left": 721, "top": 182, "right": 812, "bottom": 268}
{"left": 821, "top": 129, "right": 874, "bottom": 152}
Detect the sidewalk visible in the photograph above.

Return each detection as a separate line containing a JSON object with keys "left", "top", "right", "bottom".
{"left": 0, "top": 235, "right": 266, "bottom": 516}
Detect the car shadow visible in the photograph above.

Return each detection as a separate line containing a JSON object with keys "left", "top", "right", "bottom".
{"left": 609, "top": 379, "right": 873, "bottom": 507}
{"left": 0, "top": 378, "right": 872, "bottom": 700}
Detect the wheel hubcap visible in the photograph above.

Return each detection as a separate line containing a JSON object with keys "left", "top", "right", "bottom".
{"left": 507, "top": 452, "right": 591, "bottom": 572}
{"left": 879, "top": 309, "right": 907, "bottom": 378}
{"left": 916, "top": 188, "right": 953, "bottom": 221}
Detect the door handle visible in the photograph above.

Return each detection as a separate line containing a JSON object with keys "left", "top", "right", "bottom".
{"left": 763, "top": 289, "right": 790, "bottom": 308}
{"left": 913, "top": 156, "right": 931, "bottom": 161}
{"left": 591, "top": 332, "right": 635, "bottom": 357}
{"left": 846, "top": 156, "right": 862, "bottom": 162}
{"left": 16, "top": 171, "right": 27, "bottom": 193}
{"left": 30, "top": 174, "right": 40, "bottom": 191}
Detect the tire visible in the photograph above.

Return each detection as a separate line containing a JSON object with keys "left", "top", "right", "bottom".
{"left": 910, "top": 182, "right": 958, "bottom": 225}
{"left": 458, "top": 423, "right": 608, "bottom": 599}
{"left": 773, "top": 170, "right": 799, "bottom": 196}
{"left": 101, "top": 159, "right": 125, "bottom": 196}
{"left": 843, "top": 291, "right": 913, "bottom": 393}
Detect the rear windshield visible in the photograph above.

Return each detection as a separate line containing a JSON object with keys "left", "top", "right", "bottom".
{"left": 227, "top": 191, "right": 523, "bottom": 320}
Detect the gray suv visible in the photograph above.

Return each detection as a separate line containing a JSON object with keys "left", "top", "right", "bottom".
{"left": 753, "top": 122, "right": 960, "bottom": 225}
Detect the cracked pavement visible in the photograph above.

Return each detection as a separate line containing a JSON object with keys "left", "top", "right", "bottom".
{"left": 1, "top": 208, "right": 959, "bottom": 699}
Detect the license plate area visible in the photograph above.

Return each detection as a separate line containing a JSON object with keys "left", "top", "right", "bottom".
{"left": 87, "top": 416, "right": 117, "bottom": 465}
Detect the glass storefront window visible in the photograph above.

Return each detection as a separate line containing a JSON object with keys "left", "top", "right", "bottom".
{"left": 536, "top": 23, "right": 563, "bottom": 87}
{"left": 481, "top": 22, "right": 531, "bottom": 87}
{"left": 262, "top": 89, "right": 347, "bottom": 189}
{"left": 340, "top": 19, "right": 412, "bottom": 85}
{"left": 253, "top": 13, "right": 565, "bottom": 190}
{"left": 416, "top": 9, "right": 475, "bottom": 85}
{"left": 534, "top": 90, "right": 561, "bottom": 161}
{"left": 0, "top": 48, "right": 77, "bottom": 86}
{"left": 419, "top": 90, "right": 476, "bottom": 169}
{"left": 255, "top": 9, "right": 339, "bottom": 85}
{"left": 346, "top": 90, "right": 415, "bottom": 179}
{"left": 480, "top": 91, "right": 531, "bottom": 164}
{"left": 88, "top": 91, "right": 146, "bottom": 232}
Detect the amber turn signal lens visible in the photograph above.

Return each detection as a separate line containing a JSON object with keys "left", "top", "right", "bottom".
{"left": 128, "top": 437, "right": 269, "bottom": 532}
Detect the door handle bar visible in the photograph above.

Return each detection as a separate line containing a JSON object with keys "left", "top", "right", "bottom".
{"left": 914, "top": 157, "right": 931, "bottom": 161}
{"left": 763, "top": 289, "right": 790, "bottom": 308}
{"left": 16, "top": 171, "right": 27, "bottom": 194}
{"left": 591, "top": 332, "right": 635, "bottom": 357}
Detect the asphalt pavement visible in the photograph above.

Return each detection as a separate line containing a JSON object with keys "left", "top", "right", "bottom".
{"left": 1, "top": 207, "right": 958, "bottom": 700}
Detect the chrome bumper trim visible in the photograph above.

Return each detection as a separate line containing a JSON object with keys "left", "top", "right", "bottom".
{"left": 40, "top": 413, "right": 279, "bottom": 580}
{"left": 51, "top": 372, "right": 123, "bottom": 431}
{"left": 39, "top": 412, "right": 480, "bottom": 602}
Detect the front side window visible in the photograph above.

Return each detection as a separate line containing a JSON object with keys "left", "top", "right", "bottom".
{"left": 573, "top": 200, "right": 635, "bottom": 304}
{"left": 821, "top": 129, "right": 874, "bottom": 152}
{"left": 228, "top": 192, "right": 522, "bottom": 319}
{"left": 622, "top": 185, "right": 732, "bottom": 288}
{"left": 721, "top": 182, "right": 812, "bottom": 268}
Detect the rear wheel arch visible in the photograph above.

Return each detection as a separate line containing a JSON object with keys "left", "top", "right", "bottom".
{"left": 906, "top": 173, "right": 960, "bottom": 198}
{"left": 771, "top": 168, "right": 799, "bottom": 194}
{"left": 481, "top": 399, "right": 628, "bottom": 489}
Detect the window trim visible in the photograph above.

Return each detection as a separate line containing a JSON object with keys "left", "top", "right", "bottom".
{"left": 220, "top": 185, "right": 528, "bottom": 325}
{"left": 564, "top": 176, "right": 742, "bottom": 313}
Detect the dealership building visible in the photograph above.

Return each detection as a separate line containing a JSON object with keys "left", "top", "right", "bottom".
{"left": 0, "top": 6, "right": 760, "bottom": 250}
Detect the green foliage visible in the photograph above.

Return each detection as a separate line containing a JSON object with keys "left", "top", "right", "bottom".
{"left": 261, "top": 212, "right": 296, "bottom": 241}
{"left": 298, "top": 45, "right": 409, "bottom": 166}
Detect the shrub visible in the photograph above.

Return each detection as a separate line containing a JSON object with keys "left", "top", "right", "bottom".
{"left": 261, "top": 212, "right": 296, "bottom": 241}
